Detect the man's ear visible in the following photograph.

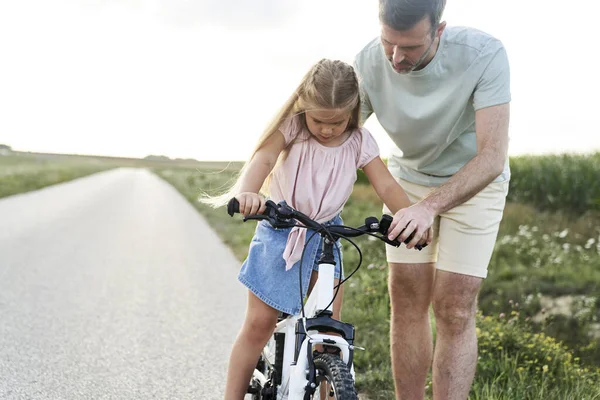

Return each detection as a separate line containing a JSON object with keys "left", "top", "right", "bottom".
{"left": 436, "top": 21, "right": 447, "bottom": 38}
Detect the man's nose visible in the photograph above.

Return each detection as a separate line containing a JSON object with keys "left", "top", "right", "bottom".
{"left": 392, "top": 46, "right": 406, "bottom": 64}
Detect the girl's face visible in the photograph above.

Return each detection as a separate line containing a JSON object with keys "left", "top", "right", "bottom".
{"left": 305, "top": 109, "right": 352, "bottom": 146}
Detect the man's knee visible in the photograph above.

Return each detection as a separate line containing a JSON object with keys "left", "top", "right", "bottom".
{"left": 388, "top": 262, "right": 435, "bottom": 315}
{"left": 432, "top": 270, "right": 481, "bottom": 329}
{"left": 432, "top": 292, "right": 477, "bottom": 334}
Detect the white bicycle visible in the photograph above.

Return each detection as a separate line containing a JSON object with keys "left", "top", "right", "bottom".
{"left": 228, "top": 199, "right": 425, "bottom": 400}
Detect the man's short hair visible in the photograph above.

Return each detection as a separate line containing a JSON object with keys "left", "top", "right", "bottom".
{"left": 379, "top": 0, "right": 446, "bottom": 31}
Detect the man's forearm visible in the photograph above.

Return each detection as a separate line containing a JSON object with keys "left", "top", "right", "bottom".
{"left": 420, "top": 149, "right": 504, "bottom": 216}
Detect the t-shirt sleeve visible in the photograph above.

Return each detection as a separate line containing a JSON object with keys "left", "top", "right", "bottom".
{"left": 278, "top": 115, "right": 303, "bottom": 145}
{"left": 359, "top": 86, "right": 374, "bottom": 126}
{"left": 473, "top": 41, "right": 511, "bottom": 110}
{"left": 357, "top": 127, "right": 380, "bottom": 168}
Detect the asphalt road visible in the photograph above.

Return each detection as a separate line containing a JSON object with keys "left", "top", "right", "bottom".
{"left": 0, "top": 168, "right": 247, "bottom": 399}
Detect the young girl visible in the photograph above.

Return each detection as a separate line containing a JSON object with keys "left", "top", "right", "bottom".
{"left": 202, "top": 58, "right": 430, "bottom": 399}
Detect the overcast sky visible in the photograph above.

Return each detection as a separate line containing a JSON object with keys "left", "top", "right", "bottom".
{"left": 1, "top": 0, "right": 598, "bottom": 161}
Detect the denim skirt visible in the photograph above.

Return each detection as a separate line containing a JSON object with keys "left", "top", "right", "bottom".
{"left": 238, "top": 215, "right": 344, "bottom": 315}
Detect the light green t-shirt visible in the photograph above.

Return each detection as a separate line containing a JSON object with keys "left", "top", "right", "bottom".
{"left": 354, "top": 26, "right": 511, "bottom": 186}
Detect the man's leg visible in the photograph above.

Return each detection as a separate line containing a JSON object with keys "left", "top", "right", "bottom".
{"left": 429, "top": 179, "right": 508, "bottom": 399}
{"left": 431, "top": 270, "right": 482, "bottom": 400}
{"left": 384, "top": 176, "right": 442, "bottom": 398}
{"left": 389, "top": 262, "right": 436, "bottom": 400}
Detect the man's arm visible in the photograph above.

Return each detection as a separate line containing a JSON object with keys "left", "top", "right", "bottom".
{"left": 388, "top": 103, "right": 510, "bottom": 248}
{"left": 421, "top": 103, "right": 509, "bottom": 214}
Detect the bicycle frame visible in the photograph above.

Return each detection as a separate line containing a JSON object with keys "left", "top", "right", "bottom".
{"left": 255, "top": 262, "right": 355, "bottom": 399}
{"left": 227, "top": 198, "right": 419, "bottom": 399}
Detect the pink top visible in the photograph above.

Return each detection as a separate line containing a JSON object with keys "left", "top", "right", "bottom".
{"left": 269, "top": 115, "right": 380, "bottom": 270}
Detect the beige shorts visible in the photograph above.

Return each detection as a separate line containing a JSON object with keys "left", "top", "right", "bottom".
{"left": 383, "top": 177, "right": 509, "bottom": 278}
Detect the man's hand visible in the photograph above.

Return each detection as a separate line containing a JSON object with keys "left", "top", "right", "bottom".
{"left": 388, "top": 202, "right": 436, "bottom": 249}
{"left": 235, "top": 192, "right": 267, "bottom": 216}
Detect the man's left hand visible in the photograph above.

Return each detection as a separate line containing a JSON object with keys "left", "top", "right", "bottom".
{"left": 388, "top": 202, "right": 436, "bottom": 249}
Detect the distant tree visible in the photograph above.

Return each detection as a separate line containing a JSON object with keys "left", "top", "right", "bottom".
{"left": 144, "top": 155, "right": 171, "bottom": 161}
{"left": 0, "top": 144, "right": 12, "bottom": 155}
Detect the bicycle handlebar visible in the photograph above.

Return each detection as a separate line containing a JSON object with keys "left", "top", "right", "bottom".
{"left": 227, "top": 198, "right": 426, "bottom": 250}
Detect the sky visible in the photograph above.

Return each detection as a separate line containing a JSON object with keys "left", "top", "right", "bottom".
{"left": 1, "top": 0, "right": 598, "bottom": 161}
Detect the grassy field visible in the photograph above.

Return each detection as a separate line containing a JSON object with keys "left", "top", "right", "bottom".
{"left": 3, "top": 151, "right": 599, "bottom": 398}
{"left": 507, "top": 152, "right": 600, "bottom": 214}
{"left": 0, "top": 152, "right": 243, "bottom": 199}
{"left": 154, "top": 164, "right": 600, "bottom": 400}
{"left": 0, "top": 153, "right": 117, "bottom": 198}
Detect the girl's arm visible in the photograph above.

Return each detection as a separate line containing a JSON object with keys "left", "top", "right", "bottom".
{"left": 362, "top": 157, "right": 411, "bottom": 214}
{"left": 236, "top": 131, "right": 286, "bottom": 215}
{"left": 362, "top": 157, "right": 432, "bottom": 247}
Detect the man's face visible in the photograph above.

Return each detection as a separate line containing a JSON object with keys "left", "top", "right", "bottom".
{"left": 381, "top": 17, "right": 445, "bottom": 74}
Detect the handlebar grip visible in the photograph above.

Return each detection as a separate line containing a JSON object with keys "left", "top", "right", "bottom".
{"left": 380, "top": 213, "right": 427, "bottom": 250}
{"left": 227, "top": 198, "right": 240, "bottom": 217}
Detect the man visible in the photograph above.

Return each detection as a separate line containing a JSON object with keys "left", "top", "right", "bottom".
{"left": 353, "top": 0, "right": 511, "bottom": 399}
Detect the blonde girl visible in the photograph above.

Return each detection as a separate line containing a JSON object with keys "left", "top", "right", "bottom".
{"left": 202, "top": 58, "right": 430, "bottom": 399}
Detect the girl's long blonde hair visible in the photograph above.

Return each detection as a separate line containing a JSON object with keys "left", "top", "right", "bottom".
{"left": 201, "top": 59, "right": 361, "bottom": 207}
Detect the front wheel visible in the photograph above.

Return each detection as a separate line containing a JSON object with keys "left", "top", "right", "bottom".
{"left": 312, "top": 353, "right": 358, "bottom": 399}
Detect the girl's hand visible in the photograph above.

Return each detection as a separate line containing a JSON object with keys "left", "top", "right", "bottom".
{"left": 235, "top": 192, "right": 267, "bottom": 216}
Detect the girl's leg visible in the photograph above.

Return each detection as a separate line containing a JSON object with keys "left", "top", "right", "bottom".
{"left": 224, "top": 291, "right": 279, "bottom": 400}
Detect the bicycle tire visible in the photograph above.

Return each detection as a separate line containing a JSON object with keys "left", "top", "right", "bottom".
{"left": 312, "top": 353, "right": 358, "bottom": 400}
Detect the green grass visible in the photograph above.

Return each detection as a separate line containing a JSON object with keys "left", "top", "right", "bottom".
{"left": 471, "top": 314, "right": 600, "bottom": 400}
{"left": 0, "top": 153, "right": 114, "bottom": 198}
{"left": 0, "top": 152, "right": 242, "bottom": 200}
{"left": 507, "top": 152, "right": 600, "bottom": 214}
{"left": 481, "top": 202, "right": 600, "bottom": 365}
{"left": 154, "top": 166, "right": 600, "bottom": 400}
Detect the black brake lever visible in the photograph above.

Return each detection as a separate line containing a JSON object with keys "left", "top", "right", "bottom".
{"left": 382, "top": 237, "right": 402, "bottom": 248}
{"left": 382, "top": 236, "right": 425, "bottom": 250}
{"left": 243, "top": 215, "right": 269, "bottom": 222}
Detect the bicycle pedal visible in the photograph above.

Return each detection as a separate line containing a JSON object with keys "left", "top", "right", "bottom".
{"left": 247, "top": 385, "right": 260, "bottom": 394}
